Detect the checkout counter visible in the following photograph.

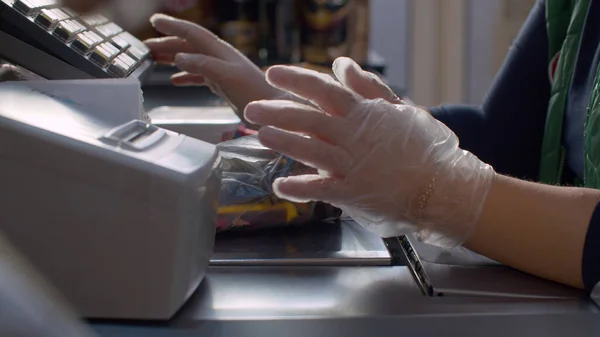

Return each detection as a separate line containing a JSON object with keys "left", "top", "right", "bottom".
{"left": 85, "top": 82, "right": 600, "bottom": 337}
{"left": 89, "top": 220, "right": 600, "bottom": 337}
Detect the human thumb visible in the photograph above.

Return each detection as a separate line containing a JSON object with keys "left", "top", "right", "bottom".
{"left": 332, "top": 57, "right": 403, "bottom": 104}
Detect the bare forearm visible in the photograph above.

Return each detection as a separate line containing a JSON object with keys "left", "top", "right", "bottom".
{"left": 464, "top": 174, "right": 600, "bottom": 288}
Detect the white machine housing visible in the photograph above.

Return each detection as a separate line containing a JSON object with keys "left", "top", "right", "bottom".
{"left": 0, "top": 85, "right": 222, "bottom": 320}
{"left": 148, "top": 106, "right": 241, "bottom": 145}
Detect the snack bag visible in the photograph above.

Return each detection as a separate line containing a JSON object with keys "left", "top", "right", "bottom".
{"left": 216, "top": 135, "right": 341, "bottom": 232}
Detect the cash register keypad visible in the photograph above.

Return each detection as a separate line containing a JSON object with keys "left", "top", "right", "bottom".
{"left": 8, "top": 0, "right": 150, "bottom": 77}
{"left": 53, "top": 19, "right": 85, "bottom": 42}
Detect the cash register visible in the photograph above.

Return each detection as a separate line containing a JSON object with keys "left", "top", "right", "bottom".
{"left": 0, "top": 0, "right": 232, "bottom": 321}
{"left": 0, "top": 83, "right": 222, "bottom": 320}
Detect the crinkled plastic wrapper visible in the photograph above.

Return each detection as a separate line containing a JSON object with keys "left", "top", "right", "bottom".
{"left": 216, "top": 135, "right": 342, "bottom": 232}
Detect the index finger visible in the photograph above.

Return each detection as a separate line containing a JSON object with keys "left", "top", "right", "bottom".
{"left": 149, "top": 14, "right": 234, "bottom": 61}
{"left": 265, "top": 65, "right": 360, "bottom": 116}
{"left": 144, "top": 37, "right": 194, "bottom": 55}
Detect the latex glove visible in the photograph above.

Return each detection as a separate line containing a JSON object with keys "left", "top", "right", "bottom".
{"left": 243, "top": 58, "right": 495, "bottom": 248}
{"left": 145, "top": 13, "right": 286, "bottom": 118}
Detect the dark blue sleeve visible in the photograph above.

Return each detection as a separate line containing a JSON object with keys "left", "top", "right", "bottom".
{"left": 430, "top": 0, "right": 551, "bottom": 181}
{"left": 583, "top": 201, "right": 600, "bottom": 291}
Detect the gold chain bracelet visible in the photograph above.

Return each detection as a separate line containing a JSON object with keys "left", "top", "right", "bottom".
{"left": 416, "top": 172, "right": 439, "bottom": 222}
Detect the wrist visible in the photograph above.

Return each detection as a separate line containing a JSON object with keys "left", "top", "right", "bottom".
{"left": 415, "top": 150, "right": 495, "bottom": 248}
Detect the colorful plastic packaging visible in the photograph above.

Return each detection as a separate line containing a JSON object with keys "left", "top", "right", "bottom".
{"left": 216, "top": 135, "right": 342, "bottom": 232}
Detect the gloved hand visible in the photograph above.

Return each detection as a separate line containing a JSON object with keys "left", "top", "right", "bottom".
{"left": 243, "top": 57, "right": 495, "bottom": 248}
{"left": 145, "top": 13, "right": 286, "bottom": 117}
{"left": 144, "top": 15, "right": 404, "bottom": 120}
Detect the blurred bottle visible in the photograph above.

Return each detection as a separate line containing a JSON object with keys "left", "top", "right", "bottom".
{"left": 215, "top": 0, "right": 260, "bottom": 63}
{"left": 164, "top": 0, "right": 207, "bottom": 25}
{"left": 348, "top": 0, "right": 370, "bottom": 64}
{"left": 258, "top": 0, "right": 299, "bottom": 65}
{"left": 276, "top": 0, "right": 301, "bottom": 63}
{"left": 132, "top": 0, "right": 210, "bottom": 41}
{"left": 299, "top": 0, "right": 354, "bottom": 64}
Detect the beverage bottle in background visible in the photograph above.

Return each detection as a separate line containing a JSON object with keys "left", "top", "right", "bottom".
{"left": 300, "top": 0, "right": 354, "bottom": 64}
{"left": 132, "top": 0, "right": 210, "bottom": 41}
{"left": 215, "top": 0, "right": 260, "bottom": 63}
{"left": 258, "top": 0, "right": 277, "bottom": 66}
{"left": 257, "top": 0, "right": 299, "bottom": 65}
{"left": 275, "top": 0, "right": 301, "bottom": 63}
{"left": 163, "top": 0, "right": 207, "bottom": 25}
{"left": 348, "top": 0, "right": 370, "bottom": 64}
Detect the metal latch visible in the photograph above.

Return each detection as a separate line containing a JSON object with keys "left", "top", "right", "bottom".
{"left": 100, "top": 120, "right": 165, "bottom": 151}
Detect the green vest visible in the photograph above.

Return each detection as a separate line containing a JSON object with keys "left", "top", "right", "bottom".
{"left": 539, "top": 0, "right": 600, "bottom": 187}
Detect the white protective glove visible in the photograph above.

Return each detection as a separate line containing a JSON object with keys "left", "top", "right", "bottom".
{"left": 146, "top": 13, "right": 292, "bottom": 117}
{"left": 243, "top": 57, "right": 496, "bottom": 248}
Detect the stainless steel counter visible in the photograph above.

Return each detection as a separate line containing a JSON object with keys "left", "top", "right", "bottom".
{"left": 91, "top": 264, "right": 600, "bottom": 336}
{"left": 90, "top": 220, "right": 600, "bottom": 336}
{"left": 92, "top": 263, "right": 600, "bottom": 336}
{"left": 174, "top": 265, "right": 595, "bottom": 320}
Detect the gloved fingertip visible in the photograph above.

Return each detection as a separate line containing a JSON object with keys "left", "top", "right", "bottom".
{"left": 272, "top": 177, "right": 297, "bottom": 200}
{"left": 332, "top": 57, "right": 363, "bottom": 86}
{"left": 174, "top": 53, "right": 195, "bottom": 66}
{"left": 272, "top": 177, "right": 322, "bottom": 204}
{"left": 243, "top": 101, "right": 265, "bottom": 123}
{"left": 265, "top": 66, "right": 290, "bottom": 88}
{"left": 331, "top": 57, "right": 343, "bottom": 71}
{"left": 271, "top": 177, "right": 286, "bottom": 191}
{"left": 257, "top": 125, "right": 278, "bottom": 145}
{"left": 334, "top": 57, "right": 360, "bottom": 72}
{"left": 265, "top": 65, "right": 286, "bottom": 80}
{"left": 333, "top": 56, "right": 353, "bottom": 66}
{"left": 150, "top": 13, "right": 173, "bottom": 27}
